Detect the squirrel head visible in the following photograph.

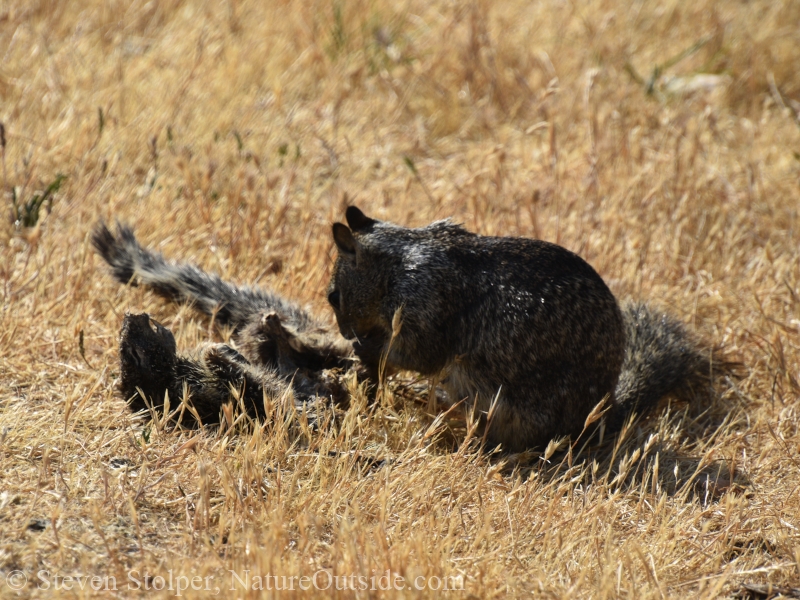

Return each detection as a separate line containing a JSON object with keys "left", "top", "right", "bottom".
{"left": 327, "top": 206, "right": 393, "bottom": 346}
{"left": 118, "top": 313, "right": 178, "bottom": 407}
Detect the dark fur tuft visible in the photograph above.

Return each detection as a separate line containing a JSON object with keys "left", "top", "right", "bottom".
{"left": 92, "top": 221, "right": 138, "bottom": 284}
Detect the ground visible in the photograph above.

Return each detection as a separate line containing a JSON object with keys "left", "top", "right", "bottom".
{"left": 0, "top": 0, "right": 799, "bottom": 598}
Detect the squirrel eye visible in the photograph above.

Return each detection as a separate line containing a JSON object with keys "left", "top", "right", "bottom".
{"left": 327, "top": 290, "right": 340, "bottom": 308}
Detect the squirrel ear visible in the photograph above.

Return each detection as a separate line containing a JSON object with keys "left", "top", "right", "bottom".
{"left": 332, "top": 223, "right": 357, "bottom": 255}
{"left": 345, "top": 206, "right": 377, "bottom": 231}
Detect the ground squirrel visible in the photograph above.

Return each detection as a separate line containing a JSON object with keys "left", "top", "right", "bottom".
{"left": 92, "top": 223, "right": 356, "bottom": 427}
{"left": 93, "top": 208, "right": 724, "bottom": 450}
{"left": 328, "top": 207, "right": 723, "bottom": 451}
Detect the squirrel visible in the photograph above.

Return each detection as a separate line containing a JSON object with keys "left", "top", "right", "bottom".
{"left": 92, "top": 223, "right": 356, "bottom": 426}
{"left": 328, "top": 206, "right": 726, "bottom": 452}
{"left": 93, "top": 208, "right": 725, "bottom": 451}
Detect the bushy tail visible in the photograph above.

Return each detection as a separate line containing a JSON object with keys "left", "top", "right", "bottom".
{"left": 609, "top": 301, "right": 728, "bottom": 430}
{"left": 91, "top": 222, "right": 318, "bottom": 332}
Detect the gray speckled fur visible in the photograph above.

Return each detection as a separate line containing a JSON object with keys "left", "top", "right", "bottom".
{"left": 92, "top": 222, "right": 319, "bottom": 334}
{"left": 329, "top": 207, "right": 721, "bottom": 452}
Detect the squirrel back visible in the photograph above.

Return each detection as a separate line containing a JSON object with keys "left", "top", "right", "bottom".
{"left": 328, "top": 206, "right": 724, "bottom": 451}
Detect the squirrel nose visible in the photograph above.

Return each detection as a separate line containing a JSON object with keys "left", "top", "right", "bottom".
{"left": 327, "top": 290, "right": 340, "bottom": 308}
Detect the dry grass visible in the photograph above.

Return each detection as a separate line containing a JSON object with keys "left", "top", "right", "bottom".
{"left": 1, "top": 0, "right": 799, "bottom": 597}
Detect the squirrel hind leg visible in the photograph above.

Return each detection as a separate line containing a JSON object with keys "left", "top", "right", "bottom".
{"left": 237, "top": 311, "right": 355, "bottom": 373}
{"left": 191, "top": 341, "right": 347, "bottom": 423}
{"left": 197, "top": 342, "right": 347, "bottom": 429}
{"left": 193, "top": 343, "right": 277, "bottom": 422}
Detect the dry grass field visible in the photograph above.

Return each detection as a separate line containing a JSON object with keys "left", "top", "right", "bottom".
{"left": 1, "top": 0, "right": 799, "bottom": 597}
